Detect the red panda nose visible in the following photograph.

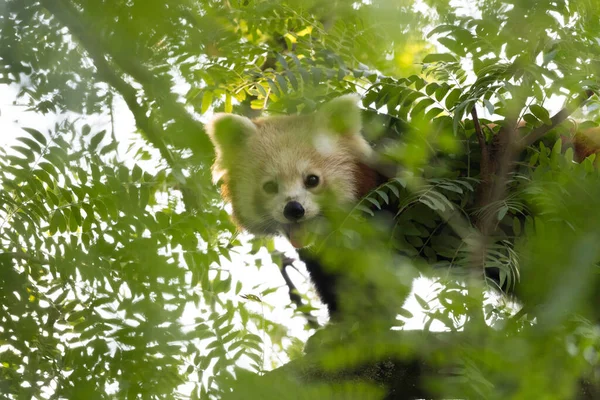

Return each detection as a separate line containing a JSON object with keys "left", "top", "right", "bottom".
{"left": 283, "top": 201, "right": 305, "bottom": 221}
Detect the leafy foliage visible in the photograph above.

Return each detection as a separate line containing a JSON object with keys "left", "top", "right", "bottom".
{"left": 1, "top": 0, "right": 600, "bottom": 399}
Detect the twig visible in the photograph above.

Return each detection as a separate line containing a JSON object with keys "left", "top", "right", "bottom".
{"left": 275, "top": 253, "right": 320, "bottom": 329}
{"left": 108, "top": 91, "right": 117, "bottom": 145}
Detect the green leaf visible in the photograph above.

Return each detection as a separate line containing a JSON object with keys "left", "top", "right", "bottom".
{"left": 132, "top": 164, "right": 142, "bottom": 182}
{"left": 364, "top": 197, "right": 381, "bottom": 209}
{"left": 397, "top": 307, "right": 414, "bottom": 319}
{"left": 522, "top": 113, "right": 539, "bottom": 125}
{"left": 425, "top": 82, "right": 440, "bottom": 96}
{"left": 11, "top": 146, "right": 35, "bottom": 161}
{"left": 38, "top": 162, "right": 59, "bottom": 179}
{"left": 445, "top": 89, "right": 461, "bottom": 109}
{"left": 438, "top": 182, "right": 463, "bottom": 194}
{"left": 89, "top": 130, "right": 106, "bottom": 151}
{"left": 275, "top": 74, "right": 288, "bottom": 94}
{"left": 434, "top": 84, "right": 450, "bottom": 101}
{"left": 552, "top": 138, "right": 562, "bottom": 157}
{"left": 16, "top": 137, "right": 42, "bottom": 154}
{"left": 225, "top": 93, "right": 233, "bottom": 113}
{"left": 513, "top": 217, "right": 521, "bottom": 236}
{"left": 76, "top": 167, "right": 87, "bottom": 184}
{"left": 530, "top": 104, "right": 551, "bottom": 125}
{"left": 483, "top": 99, "right": 495, "bottom": 115}
{"left": 23, "top": 127, "right": 47, "bottom": 146}
{"left": 497, "top": 205, "right": 509, "bottom": 221}
{"left": 376, "top": 190, "right": 389, "bottom": 204}
{"left": 415, "top": 294, "right": 430, "bottom": 310}
{"left": 69, "top": 207, "right": 81, "bottom": 231}
{"left": 275, "top": 53, "right": 288, "bottom": 69}
{"left": 422, "top": 53, "right": 457, "bottom": 63}
{"left": 50, "top": 210, "right": 66, "bottom": 234}
{"left": 201, "top": 91, "right": 213, "bottom": 114}
{"left": 411, "top": 98, "right": 435, "bottom": 117}
{"left": 287, "top": 72, "right": 298, "bottom": 90}
{"left": 255, "top": 83, "right": 267, "bottom": 97}
{"left": 424, "top": 107, "right": 444, "bottom": 120}
{"left": 266, "top": 78, "right": 280, "bottom": 97}
{"left": 34, "top": 169, "right": 54, "bottom": 188}
{"left": 427, "top": 24, "right": 456, "bottom": 38}
{"left": 100, "top": 141, "right": 118, "bottom": 155}
{"left": 356, "top": 205, "right": 375, "bottom": 216}
{"left": 388, "top": 183, "right": 400, "bottom": 199}
{"left": 437, "top": 38, "right": 462, "bottom": 55}
{"left": 139, "top": 186, "right": 150, "bottom": 209}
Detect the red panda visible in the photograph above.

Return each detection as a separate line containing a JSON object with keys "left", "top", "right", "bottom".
{"left": 207, "top": 95, "right": 384, "bottom": 248}
{"left": 206, "top": 95, "right": 388, "bottom": 317}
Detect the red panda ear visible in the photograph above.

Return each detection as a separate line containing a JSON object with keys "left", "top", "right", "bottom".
{"left": 206, "top": 113, "right": 256, "bottom": 157}
{"left": 319, "top": 94, "right": 362, "bottom": 136}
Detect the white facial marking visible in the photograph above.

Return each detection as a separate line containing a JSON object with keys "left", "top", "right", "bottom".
{"left": 282, "top": 180, "right": 305, "bottom": 201}
{"left": 313, "top": 133, "right": 337, "bottom": 157}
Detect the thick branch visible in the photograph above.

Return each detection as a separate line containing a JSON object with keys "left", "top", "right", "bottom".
{"left": 41, "top": 0, "right": 206, "bottom": 210}
{"left": 520, "top": 90, "right": 595, "bottom": 148}
{"left": 244, "top": 329, "right": 598, "bottom": 400}
{"left": 476, "top": 90, "right": 595, "bottom": 226}
{"left": 40, "top": 0, "right": 174, "bottom": 163}
{"left": 473, "top": 90, "right": 596, "bottom": 293}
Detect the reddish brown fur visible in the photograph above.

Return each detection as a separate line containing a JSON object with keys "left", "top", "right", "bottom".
{"left": 353, "top": 162, "right": 386, "bottom": 199}
{"left": 568, "top": 127, "right": 600, "bottom": 162}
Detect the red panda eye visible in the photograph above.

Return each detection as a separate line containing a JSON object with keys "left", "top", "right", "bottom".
{"left": 262, "top": 181, "right": 278, "bottom": 194}
{"left": 305, "top": 175, "right": 319, "bottom": 188}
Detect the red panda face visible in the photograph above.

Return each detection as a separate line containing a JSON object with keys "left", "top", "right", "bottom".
{"left": 207, "top": 95, "right": 373, "bottom": 248}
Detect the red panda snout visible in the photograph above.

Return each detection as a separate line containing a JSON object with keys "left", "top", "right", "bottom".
{"left": 283, "top": 201, "right": 305, "bottom": 221}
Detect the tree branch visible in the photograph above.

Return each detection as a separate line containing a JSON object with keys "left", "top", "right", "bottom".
{"left": 40, "top": 0, "right": 207, "bottom": 211}
{"left": 520, "top": 90, "right": 595, "bottom": 148}
{"left": 476, "top": 90, "right": 595, "bottom": 215}
{"left": 472, "top": 90, "right": 596, "bottom": 297}
{"left": 239, "top": 329, "right": 598, "bottom": 400}
{"left": 40, "top": 0, "right": 173, "bottom": 161}
{"left": 276, "top": 253, "right": 320, "bottom": 329}
{"left": 471, "top": 105, "right": 490, "bottom": 177}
